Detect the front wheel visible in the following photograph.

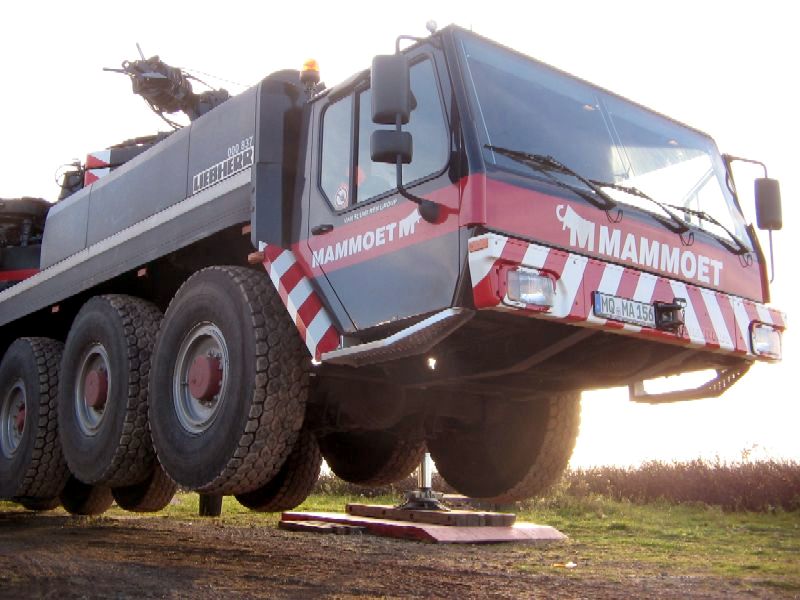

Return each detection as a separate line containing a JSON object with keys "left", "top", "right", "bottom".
{"left": 317, "top": 430, "right": 425, "bottom": 486}
{"left": 427, "top": 392, "right": 581, "bottom": 503}
{"left": 149, "top": 267, "right": 308, "bottom": 495}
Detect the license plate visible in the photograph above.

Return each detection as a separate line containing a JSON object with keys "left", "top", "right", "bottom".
{"left": 593, "top": 292, "right": 656, "bottom": 328}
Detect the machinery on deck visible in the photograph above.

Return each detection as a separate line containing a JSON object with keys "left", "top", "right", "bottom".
{"left": 0, "top": 26, "right": 786, "bottom": 515}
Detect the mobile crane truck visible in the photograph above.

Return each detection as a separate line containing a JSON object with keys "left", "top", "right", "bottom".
{"left": 0, "top": 25, "right": 786, "bottom": 515}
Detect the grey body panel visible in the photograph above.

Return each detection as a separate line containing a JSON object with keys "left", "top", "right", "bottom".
{"left": 41, "top": 88, "right": 258, "bottom": 269}
{"left": 40, "top": 187, "right": 90, "bottom": 268}
{"left": 1, "top": 86, "right": 260, "bottom": 327}
{"left": 0, "top": 172, "right": 251, "bottom": 326}
{"left": 86, "top": 131, "right": 191, "bottom": 247}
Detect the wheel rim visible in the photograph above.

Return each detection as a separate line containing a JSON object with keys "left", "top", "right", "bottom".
{"left": 74, "top": 343, "right": 111, "bottom": 436}
{"left": 0, "top": 380, "right": 26, "bottom": 458}
{"left": 173, "top": 322, "right": 229, "bottom": 434}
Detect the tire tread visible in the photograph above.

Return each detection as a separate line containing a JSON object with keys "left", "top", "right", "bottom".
{"left": 61, "top": 295, "right": 162, "bottom": 487}
{"left": 0, "top": 337, "right": 69, "bottom": 499}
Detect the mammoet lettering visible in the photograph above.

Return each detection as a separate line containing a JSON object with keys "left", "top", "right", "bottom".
{"left": 312, "top": 209, "right": 420, "bottom": 268}
{"left": 555, "top": 205, "right": 723, "bottom": 286}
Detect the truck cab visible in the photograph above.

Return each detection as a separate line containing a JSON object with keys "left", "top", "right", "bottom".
{"left": 257, "top": 26, "right": 782, "bottom": 387}
{"left": 247, "top": 26, "right": 785, "bottom": 500}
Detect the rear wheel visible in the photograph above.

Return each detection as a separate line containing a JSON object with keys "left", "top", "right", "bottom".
{"left": 0, "top": 338, "right": 69, "bottom": 500}
{"left": 149, "top": 266, "right": 308, "bottom": 495}
{"left": 318, "top": 430, "right": 425, "bottom": 486}
{"left": 112, "top": 465, "right": 177, "bottom": 513}
{"left": 58, "top": 295, "right": 162, "bottom": 487}
{"left": 17, "top": 496, "right": 60, "bottom": 511}
{"left": 428, "top": 392, "right": 581, "bottom": 502}
{"left": 59, "top": 476, "right": 114, "bottom": 516}
{"left": 236, "top": 428, "right": 321, "bottom": 512}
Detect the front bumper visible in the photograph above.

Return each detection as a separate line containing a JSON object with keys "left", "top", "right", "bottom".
{"left": 468, "top": 233, "right": 786, "bottom": 360}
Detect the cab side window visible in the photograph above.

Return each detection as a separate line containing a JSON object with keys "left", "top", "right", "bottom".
{"left": 320, "top": 95, "right": 353, "bottom": 210}
{"left": 319, "top": 57, "right": 448, "bottom": 211}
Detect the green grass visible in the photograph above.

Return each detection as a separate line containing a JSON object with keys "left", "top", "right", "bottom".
{"left": 514, "top": 494, "right": 800, "bottom": 591}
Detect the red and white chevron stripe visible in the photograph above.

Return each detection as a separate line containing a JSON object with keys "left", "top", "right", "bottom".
{"left": 84, "top": 167, "right": 111, "bottom": 186}
{"left": 84, "top": 150, "right": 113, "bottom": 187}
{"left": 259, "top": 243, "right": 340, "bottom": 360}
{"left": 469, "top": 233, "right": 786, "bottom": 358}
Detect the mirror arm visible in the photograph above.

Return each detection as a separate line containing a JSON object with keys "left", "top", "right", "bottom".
{"left": 395, "top": 157, "right": 440, "bottom": 223}
{"left": 768, "top": 230, "right": 776, "bottom": 283}
{"left": 723, "top": 153, "right": 769, "bottom": 178}
{"left": 725, "top": 154, "right": 780, "bottom": 283}
{"left": 395, "top": 35, "right": 425, "bottom": 53}
{"left": 392, "top": 114, "right": 440, "bottom": 223}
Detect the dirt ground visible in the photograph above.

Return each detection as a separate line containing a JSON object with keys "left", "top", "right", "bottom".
{"left": 0, "top": 509, "right": 788, "bottom": 599}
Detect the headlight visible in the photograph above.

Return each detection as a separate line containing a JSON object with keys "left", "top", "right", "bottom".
{"left": 751, "top": 323, "right": 782, "bottom": 360}
{"left": 505, "top": 267, "right": 555, "bottom": 309}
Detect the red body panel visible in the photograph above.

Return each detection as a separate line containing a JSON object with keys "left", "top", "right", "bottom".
{"left": 0, "top": 268, "right": 39, "bottom": 283}
{"left": 463, "top": 174, "right": 765, "bottom": 302}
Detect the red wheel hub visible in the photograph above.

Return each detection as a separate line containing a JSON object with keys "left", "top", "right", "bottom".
{"left": 84, "top": 369, "right": 109, "bottom": 409}
{"left": 15, "top": 407, "right": 25, "bottom": 432}
{"left": 188, "top": 356, "right": 222, "bottom": 401}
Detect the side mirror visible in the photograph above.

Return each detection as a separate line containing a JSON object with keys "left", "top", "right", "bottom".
{"left": 755, "top": 177, "right": 782, "bottom": 230}
{"left": 369, "top": 51, "right": 438, "bottom": 223}
{"left": 369, "top": 54, "right": 414, "bottom": 165}
{"left": 371, "top": 130, "right": 412, "bottom": 164}
{"left": 370, "top": 54, "right": 411, "bottom": 125}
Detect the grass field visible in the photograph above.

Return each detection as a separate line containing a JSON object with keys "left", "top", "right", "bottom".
{"left": 6, "top": 489, "right": 796, "bottom": 595}
{"left": 3, "top": 461, "right": 799, "bottom": 597}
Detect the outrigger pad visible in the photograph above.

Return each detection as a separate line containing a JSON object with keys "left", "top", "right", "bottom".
{"left": 280, "top": 509, "right": 566, "bottom": 544}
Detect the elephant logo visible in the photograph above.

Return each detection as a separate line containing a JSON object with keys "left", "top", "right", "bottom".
{"left": 556, "top": 204, "right": 595, "bottom": 251}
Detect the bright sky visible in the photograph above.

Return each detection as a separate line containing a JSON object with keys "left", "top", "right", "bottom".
{"left": 1, "top": 1, "right": 797, "bottom": 467}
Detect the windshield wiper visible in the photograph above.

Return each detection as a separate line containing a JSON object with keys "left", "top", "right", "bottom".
{"left": 663, "top": 204, "right": 751, "bottom": 256}
{"left": 485, "top": 145, "right": 703, "bottom": 238}
{"left": 485, "top": 145, "right": 620, "bottom": 214}
{"left": 485, "top": 145, "right": 749, "bottom": 257}
{"left": 592, "top": 180, "right": 698, "bottom": 235}
{"left": 593, "top": 180, "right": 750, "bottom": 256}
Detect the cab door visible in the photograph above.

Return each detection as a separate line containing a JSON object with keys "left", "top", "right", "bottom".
{"left": 306, "top": 50, "right": 462, "bottom": 333}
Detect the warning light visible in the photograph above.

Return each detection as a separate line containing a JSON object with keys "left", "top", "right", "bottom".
{"left": 505, "top": 267, "right": 554, "bottom": 309}
{"left": 751, "top": 323, "right": 782, "bottom": 360}
{"left": 301, "top": 59, "right": 320, "bottom": 87}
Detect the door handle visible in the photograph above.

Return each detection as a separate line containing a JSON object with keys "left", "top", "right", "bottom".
{"left": 312, "top": 224, "right": 334, "bottom": 235}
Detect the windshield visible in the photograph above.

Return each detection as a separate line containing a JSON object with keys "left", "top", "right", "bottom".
{"left": 456, "top": 32, "right": 751, "bottom": 249}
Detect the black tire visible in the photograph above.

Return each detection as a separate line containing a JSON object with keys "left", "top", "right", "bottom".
{"left": 112, "top": 464, "right": 177, "bottom": 513}
{"left": 428, "top": 392, "right": 581, "bottom": 503}
{"left": 17, "top": 496, "right": 60, "bottom": 511}
{"left": 149, "top": 266, "right": 308, "bottom": 495}
{"left": 0, "top": 338, "right": 69, "bottom": 499}
{"left": 236, "top": 428, "right": 321, "bottom": 512}
{"left": 318, "top": 430, "right": 425, "bottom": 486}
{"left": 58, "top": 295, "right": 162, "bottom": 487}
{"left": 59, "top": 475, "right": 114, "bottom": 516}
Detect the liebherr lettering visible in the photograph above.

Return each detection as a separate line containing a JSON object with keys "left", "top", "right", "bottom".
{"left": 192, "top": 146, "right": 254, "bottom": 195}
{"left": 556, "top": 204, "right": 723, "bottom": 286}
